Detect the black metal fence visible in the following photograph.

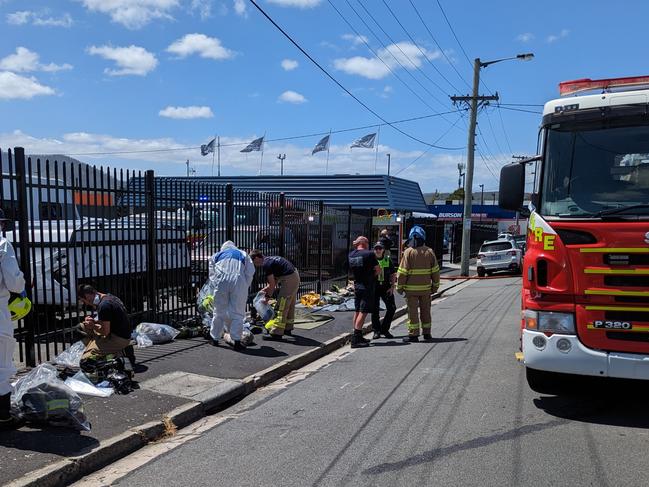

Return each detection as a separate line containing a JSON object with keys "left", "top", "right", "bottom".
{"left": 450, "top": 221, "right": 498, "bottom": 263}
{"left": 1, "top": 148, "right": 372, "bottom": 367}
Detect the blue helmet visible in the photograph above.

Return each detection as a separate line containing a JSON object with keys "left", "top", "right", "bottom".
{"left": 408, "top": 225, "right": 426, "bottom": 241}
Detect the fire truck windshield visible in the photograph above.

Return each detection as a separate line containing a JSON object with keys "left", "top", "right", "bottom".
{"left": 541, "top": 122, "right": 649, "bottom": 217}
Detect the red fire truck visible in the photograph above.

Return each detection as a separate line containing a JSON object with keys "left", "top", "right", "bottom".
{"left": 500, "top": 75, "right": 649, "bottom": 393}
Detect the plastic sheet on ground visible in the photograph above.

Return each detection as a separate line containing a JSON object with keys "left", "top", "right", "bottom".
{"left": 53, "top": 340, "right": 85, "bottom": 369}
{"left": 64, "top": 371, "right": 114, "bottom": 398}
{"left": 133, "top": 323, "right": 179, "bottom": 345}
{"left": 11, "top": 364, "right": 91, "bottom": 431}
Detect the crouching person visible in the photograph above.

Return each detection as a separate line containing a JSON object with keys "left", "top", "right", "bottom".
{"left": 77, "top": 285, "right": 134, "bottom": 367}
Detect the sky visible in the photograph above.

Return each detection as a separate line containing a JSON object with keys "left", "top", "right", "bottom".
{"left": 0, "top": 0, "right": 646, "bottom": 194}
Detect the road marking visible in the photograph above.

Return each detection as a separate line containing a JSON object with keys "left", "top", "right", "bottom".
{"left": 340, "top": 382, "right": 351, "bottom": 389}
{"left": 360, "top": 403, "right": 368, "bottom": 409}
{"left": 352, "top": 382, "right": 364, "bottom": 390}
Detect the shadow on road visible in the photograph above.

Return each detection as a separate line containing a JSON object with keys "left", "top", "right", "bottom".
{"left": 240, "top": 345, "right": 288, "bottom": 358}
{"left": 533, "top": 378, "right": 649, "bottom": 429}
{"left": 0, "top": 428, "right": 99, "bottom": 456}
{"left": 362, "top": 418, "right": 566, "bottom": 475}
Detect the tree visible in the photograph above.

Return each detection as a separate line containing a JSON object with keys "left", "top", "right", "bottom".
{"left": 448, "top": 188, "right": 464, "bottom": 201}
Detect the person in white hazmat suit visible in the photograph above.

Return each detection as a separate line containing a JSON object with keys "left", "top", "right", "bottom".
{"left": 209, "top": 241, "right": 255, "bottom": 351}
{"left": 0, "top": 210, "right": 26, "bottom": 429}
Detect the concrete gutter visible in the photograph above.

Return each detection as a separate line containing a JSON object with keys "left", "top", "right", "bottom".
{"left": 9, "top": 278, "right": 468, "bottom": 487}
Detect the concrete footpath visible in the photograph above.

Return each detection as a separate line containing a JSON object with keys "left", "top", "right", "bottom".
{"left": 1, "top": 267, "right": 472, "bottom": 487}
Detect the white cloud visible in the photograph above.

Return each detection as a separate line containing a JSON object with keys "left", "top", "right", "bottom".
{"left": 233, "top": 0, "right": 246, "bottom": 16}
{"left": 281, "top": 59, "right": 298, "bottom": 71}
{"left": 341, "top": 33, "right": 368, "bottom": 47}
{"left": 0, "top": 47, "right": 72, "bottom": 73}
{"left": 547, "top": 29, "right": 569, "bottom": 43}
{"left": 334, "top": 41, "right": 440, "bottom": 79}
{"left": 266, "top": 0, "right": 321, "bottom": 7}
{"left": 191, "top": 0, "right": 212, "bottom": 19}
{"left": 516, "top": 32, "right": 534, "bottom": 43}
{"left": 7, "top": 10, "right": 72, "bottom": 27}
{"left": 0, "top": 71, "right": 55, "bottom": 99}
{"left": 87, "top": 45, "right": 158, "bottom": 76}
{"left": 380, "top": 85, "right": 393, "bottom": 98}
{"left": 166, "top": 33, "right": 234, "bottom": 60}
{"left": 278, "top": 90, "right": 307, "bottom": 104}
{"left": 78, "top": 0, "right": 179, "bottom": 29}
{"left": 0, "top": 128, "right": 481, "bottom": 191}
{"left": 6, "top": 11, "right": 31, "bottom": 25}
{"left": 159, "top": 105, "right": 214, "bottom": 119}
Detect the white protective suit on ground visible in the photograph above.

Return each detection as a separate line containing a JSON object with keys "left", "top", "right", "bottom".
{"left": 209, "top": 241, "right": 255, "bottom": 342}
{"left": 0, "top": 237, "right": 25, "bottom": 396}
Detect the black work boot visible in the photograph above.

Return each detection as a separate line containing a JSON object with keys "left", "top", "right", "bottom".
{"left": 351, "top": 330, "right": 369, "bottom": 348}
{"left": 402, "top": 335, "right": 419, "bottom": 343}
{"left": 233, "top": 341, "right": 246, "bottom": 352}
{"left": 372, "top": 331, "right": 381, "bottom": 340}
{"left": 422, "top": 333, "right": 433, "bottom": 341}
{"left": 124, "top": 345, "right": 137, "bottom": 368}
{"left": 383, "top": 330, "right": 394, "bottom": 339}
{"left": 0, "top": 393, "right": 22, "bottom": 430}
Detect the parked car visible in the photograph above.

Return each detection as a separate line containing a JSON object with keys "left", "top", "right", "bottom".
{"left": 476, "top": 239, "right": 522, "bottom": 277}
{"left": 513, "top": 234, "right": 527, "bottom": 255}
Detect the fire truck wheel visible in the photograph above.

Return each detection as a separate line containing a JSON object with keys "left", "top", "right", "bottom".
{"left": 526, "top": 367, "right": 564, "bottom": 395}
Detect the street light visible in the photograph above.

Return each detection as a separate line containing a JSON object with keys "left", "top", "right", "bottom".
{"left": 479, "top": 183, "right": 484, "bottom": 222}
{"left": 456, "top": 52, "right": 534, "bottom": 276}
{"left": 277, "top": 153, "right": 286, "bottom": 176}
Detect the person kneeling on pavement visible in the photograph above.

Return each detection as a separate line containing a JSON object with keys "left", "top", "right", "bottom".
{"left": 397, "top": 226, "right": 440, "bottom": 343}
{"left": 209, "top": 241, "right": 256, "bottom": 351}
{"left": 250, "top": 250, "right": 300, "bottom": 341}
{"left": 371, "top": 241, "right": 396, "bottom": 340}
{"left": 348, "top": 236, "right": 380, "bottom": 348}
{"left": 77, "top": 285, "right": 135, "bottom": 368}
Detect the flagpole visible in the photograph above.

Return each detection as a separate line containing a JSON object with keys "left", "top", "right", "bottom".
{"left": 259, "top": 131, "right": 266, "bottom": 175}
{"left": 211, "top": 134, "right": 216, "bottom": 177}
{"left": 374, "top": 126, "right": 381, "bottom": 175}
{"left": 325, "top": 129, "right": 331, "bottom": 175}
{"left": 217, "top": 135, "right": 221, "bottom": 177}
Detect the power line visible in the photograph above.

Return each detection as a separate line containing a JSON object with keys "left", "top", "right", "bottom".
{"left": 495, "top": 105, "right": 543, "bottom": 115}
{"left": 499, "top": 103, "right": 544, "bottom": 107}
{"left": 496, "top": 106, "right": 513, "bottom": 154}
{"left": 325, "top": 0, "right": 446, "bottom": 115}
{"left": 435, "top": 0, "right": 472, "bottom": 69}
{"left": 340, "top": 0, "right": 450, "bottom": 110}
{"left": 394, "top": 111, "right": 467, "bottom": 175}
{"left": 377, "top": 0, "right": 461, "bottom": 93}
{"left": 407, "top": 0, "right": 471, "bottom": 90}
{"left": 246, "top": 0, "right": 461, "bottom": 149}
{"left": 67, "top": 110, "right": 464, "bottom": 156}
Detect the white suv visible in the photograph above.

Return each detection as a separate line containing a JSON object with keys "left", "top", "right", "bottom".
{"left": 477, "top": 239, "right": 522, "bottom": 277}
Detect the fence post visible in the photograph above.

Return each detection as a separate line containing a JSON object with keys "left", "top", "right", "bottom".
{"left": 144, "top": 170, "right": 158, "bottom": 319}
{"left": 279, "top": 193, "right": 286, "bottom": 258}
{"left": 317, "top": 200, "right": 324, "bottom": 294}
{"left": 346, "top": 205, "right": 352, "bottom": 278}
{"left": 225, "top": 184, "right": 234, "bottom": 242}
{"left": 14, "top": 147, "right": 36, "bottom": 367}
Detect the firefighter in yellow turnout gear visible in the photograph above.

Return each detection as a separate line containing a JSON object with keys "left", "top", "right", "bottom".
{"left": 251, "top": 250, "right": 300, "bottom": 340}
{"left": 397, "top": 226, "right": 440, "bottom": 343}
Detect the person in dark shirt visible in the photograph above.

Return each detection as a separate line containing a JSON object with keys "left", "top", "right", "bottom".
{"left": 77, "top": 284, "right": 134, "bottom": 365}
{"left": 250, "top": 251, "right": 301, "bottom": 339}
{"left": 371, "top": 241, "right": 396, "bottom": 340}
{"left": 348, "top": 236, "right": 379, "bottom": 348}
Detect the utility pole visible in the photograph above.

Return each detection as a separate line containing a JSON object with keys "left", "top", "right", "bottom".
{"left": 186, "top": 159, "right": 190, "bottom": 177}
{"left": 479, "top": 183, "right": 484, "bottom": 222}
{"left": 451, "top": 60, "right": 499, "bottom": 276}
{"left": 387, "top": 153, "right": 391, "bottom": 176}
{"left": 277, "top": 153, "right": 286, "bottom": 176}
{"left": 450, "top": 53, "right": 533, "bottom": 275}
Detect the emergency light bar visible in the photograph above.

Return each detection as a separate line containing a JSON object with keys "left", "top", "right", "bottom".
{"left": 559, "top": 75, "right": 649, "bottom": 96}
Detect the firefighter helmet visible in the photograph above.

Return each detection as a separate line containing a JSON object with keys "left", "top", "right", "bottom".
{"left": 408, "top": 225, "right": 426, "bottom": 241}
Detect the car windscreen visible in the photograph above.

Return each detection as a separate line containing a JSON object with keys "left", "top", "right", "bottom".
{"left": 480, "top": 242, "right": 512, "bottom": 252}
{"left": 541, "top": 121, "right": 649, "bottom": 217}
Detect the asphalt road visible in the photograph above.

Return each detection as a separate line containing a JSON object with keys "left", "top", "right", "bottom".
{"left": 99, "top": 277, "right": 649, "bottom": 487}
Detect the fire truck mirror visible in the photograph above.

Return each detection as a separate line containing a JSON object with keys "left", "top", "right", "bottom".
{"left": 499, "top": 163, "right": 525, "bottom": 211}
